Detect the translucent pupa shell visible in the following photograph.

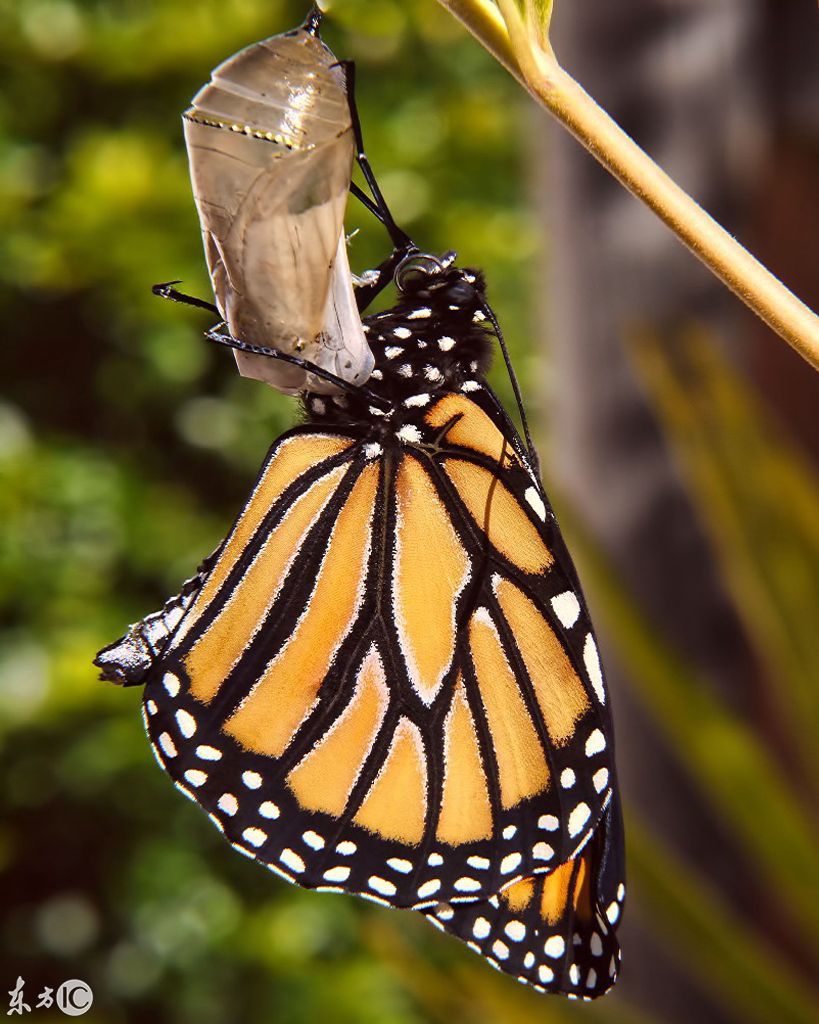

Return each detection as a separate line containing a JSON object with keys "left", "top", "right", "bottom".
{"left": 183, "top": 15, "right": 372, "bottom": 394}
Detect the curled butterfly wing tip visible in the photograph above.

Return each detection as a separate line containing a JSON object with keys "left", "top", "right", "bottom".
{"left": 94, "top": 634, "right": 152, "bottom": 687}
{"left": 94, "top": 570, "right": 207, "bottom": 687}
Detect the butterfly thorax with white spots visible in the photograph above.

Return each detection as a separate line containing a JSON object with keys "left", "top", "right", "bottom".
{"left": 302, "top": 267, "right": 493, "bottom": 439}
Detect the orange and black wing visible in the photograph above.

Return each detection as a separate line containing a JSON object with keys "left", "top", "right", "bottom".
{"left": 133, "top": 385, "right": 615, "bottom": 912}
{"left": 400, "top": 388, "right": 617, "bottom": 889}
{"left": 424, "top": 788, "right": 625, "bottom": 998}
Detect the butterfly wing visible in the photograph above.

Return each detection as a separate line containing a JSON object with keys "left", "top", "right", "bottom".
{"left": 423, "top": 789, "right": 625, "bottom": 998}
{"left": 132, "top": 379, "right": 615, "bottom": 913}
{"left": 411, "top": 389, "right": 617, "bottom": 875}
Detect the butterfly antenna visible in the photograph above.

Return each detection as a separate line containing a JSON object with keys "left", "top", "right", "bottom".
{"left": 479, "top": 297, "right": 541, "bottom": 476}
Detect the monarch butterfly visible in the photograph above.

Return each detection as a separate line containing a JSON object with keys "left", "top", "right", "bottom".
{"left": 96, "top": 12, "right": 624, "bottom": 1001}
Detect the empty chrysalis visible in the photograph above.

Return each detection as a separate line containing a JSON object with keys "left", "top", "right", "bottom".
{"left": 183, "top": 10, "right": 372, "bottom": 394}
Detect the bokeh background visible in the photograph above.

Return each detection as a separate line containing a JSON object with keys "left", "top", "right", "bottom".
{"left": 2, "top": 1, "right": 818, "bottom": 1022}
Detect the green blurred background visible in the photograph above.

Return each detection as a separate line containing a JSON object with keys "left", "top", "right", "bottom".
{"left": 1, "top": 1, "right": 818, "bottom": 1022}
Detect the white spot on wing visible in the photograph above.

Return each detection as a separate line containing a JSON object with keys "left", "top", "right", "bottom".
{"left": 175, "top": 708, "right": 196, "bottom": 738}
{"left": 551, "top": 591, "right": 581, "bottom": 628}
{"left": 242, "top": 770, "right": 262, "bottom": 789}
{"left": 184, "top": 769, "right": 207, "bottom": 787}
{"left": 417, "top": 879, "right": 441, "bottom": 899}
{"left": 538, "top": 814, "right": 559, "bottom": 831}
{"left": 259, "top": 801, "right": 280, "bottom": 819}
{"left": 583, "top": 634, "right": 606, "bottom": 704}
{"left": 158, "top": 732, "right": 177, "bottom": 758}
{"left": 302, "top": 830, "right": 324, "bottom": 850}
{"left": 163, "top": 672, "right": 180, "bottom": 697}
{"left": 544, "top": 935, "right": 565, "bottom": 958}
{"left": 323, "top": 865, "right": 350, "bottom": 883}
{"left": 500, "top": 852, "right": 522, "bottom": 874}
{"left": 369, "top": 875, "right": 397, "bottom": 897}
{"left": 280, "top": 848, "right": 305, "bottom": 873}
{"left": 217, "top": 793, "right": 238, "bottom": 816}
{"left": 242, "top": 827, "right": 267, "bottom": 848}
{"left": 403, "top": 393, "right": 430, "bottom": 408}
{"left": 397, "top": 425, "right": 422, "bottom": 444}
{"left": 524, "top": 486, "right": 547, "bottom": 521}
{"left": 585, "top": 729, "right": 607, "bottom": 757}
{"left": 472, "top": 917, "right": 491, "bottom": 939}
{"left": 568, "top": 802, "right": 591, "bottom": 837}
{"left": 593, "top": 767, "right": 609, "bottom": 792}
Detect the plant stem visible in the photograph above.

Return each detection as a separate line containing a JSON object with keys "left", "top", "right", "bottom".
{"left": 436, "top": 0, "right": 819, "bottom": 370}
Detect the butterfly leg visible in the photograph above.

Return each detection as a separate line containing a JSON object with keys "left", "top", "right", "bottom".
{"left": 206, "top": 324, "right": 391, "bottom": 409}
